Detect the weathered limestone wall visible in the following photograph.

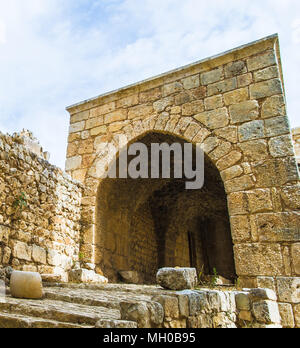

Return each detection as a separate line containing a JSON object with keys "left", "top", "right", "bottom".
{"left": 159, "top": 184, "right": 235, "bottom": 280}
{"left": 98, "top": 193, "right": 158, "bottom": 284}
{"left": 120, "top": 287, "right": 286, "bottom": 328}
{"left": 0, "top": 131, "right": 82, "bottom": 282}
{"left": 129, "top": 202, "right": 158, "bottom": 283}
{"left": 292, "top": 128, "right": 300, "bottom": 163}
{"left": 66, "top": 34, "right": 300, "bottom": 325}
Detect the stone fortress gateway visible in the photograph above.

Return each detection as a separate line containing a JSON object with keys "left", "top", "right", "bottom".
{"left": 66, "top": 33, "right": 300, "bottom": 285}
{"left": 0, "top": 34, "right": 299, "bottom": 328}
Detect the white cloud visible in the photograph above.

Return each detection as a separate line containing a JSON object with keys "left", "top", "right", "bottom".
{"left": 0, "top": 0, "right": 299, "bottom": 168}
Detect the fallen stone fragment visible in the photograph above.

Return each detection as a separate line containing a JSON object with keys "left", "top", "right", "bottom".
{"left": 69, "top": 269, "right": 108, "bottom": 284}
{"left": 119, "top": 271, "right": 142, "bottom": 284}
{"left": 156, "top": 268, "right": 198, "bottom": 291}
{"left": 202, "top": 275, "right": 233, "bottom": 286}
{"left": 10, "top": 271, "right": 43, "bottom": 299}
{"left": 41, "top": 274, "right": 63, "bottom": 283}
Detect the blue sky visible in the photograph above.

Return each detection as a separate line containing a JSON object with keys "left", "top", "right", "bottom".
{"left": 0, "top": 0, "right": 299, "bottom": 168}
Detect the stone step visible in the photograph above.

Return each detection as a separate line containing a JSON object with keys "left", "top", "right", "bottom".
{"left": 43, "top": 282, "right": 167, "bottom": 297}
{"left": 42, "top": 284, "right": 164, "bottom": 305}
{"left": 0, "top": 284, "right": 165, "bottom": 328}
{"left": 44, "top": 289, "right": 121, "bottom": 310}
{"left": 0, "top": 312, "right": 93, "bottom": 328}
{"left": 0, "top": 296, "right": 121, "bottom": 326}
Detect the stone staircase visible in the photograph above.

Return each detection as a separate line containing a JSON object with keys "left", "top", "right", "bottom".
{"left": 0, "top": 282, "right": 284, "bottom": 328}
{"left": 0, "top": 283, "right": 168, "bottom": 328}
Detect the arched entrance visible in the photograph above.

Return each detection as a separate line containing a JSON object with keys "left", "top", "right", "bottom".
{"left": 95, "top": 132, "right": 236, "bottom": 284}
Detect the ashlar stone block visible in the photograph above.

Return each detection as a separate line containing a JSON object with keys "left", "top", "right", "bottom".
{"left": 252, "top": 300, "right": 281, "bottom": 324}
{"left": 216, "top": 149, "right": 242, "bottom": 172}
{"left": 204, "top": 95, "right": 223, "bottom": 111}
{"left": 276, "top": 277, "right": 300, "bottom": 303}
{"left": 221, "top": 165, "right": 243, "bottom": 182}
{"left": 229, "top": 100, "right": 259, "bottom": 124}
{"left": 194, "top": 107, "right": 229, "bottom": 130}
{"left": 250, "top": 79, "right": 283, "bottom": 100}
{"left": 239, "top": 140, "right": 268, "bottom": 162}
{"left": 252, "top": 158, "right": 299, "bottom": 188}
{"left": 234, "top": 243, "right": 284, "bottom": 276}
{"left": 261, "top": 95, "right": 286, "bottom": 119}
{"left": 225, "top": 60, "right": 247, "bottom": 78}
{"left": 278, "top": 303, "right": 295, "bottom": 328}
{"left": 249, "top": 288, "right": 277, "bottom": 301}
{"left": 247, "top": 51, "right": 277, "bottom": 72}
{"left": 254, "top": 66, "right": 279, "bottom": 82}
{"left": 238, "top": 120, "right": 265, "bottom": 142}
{"left": 257, "top": 277, "right": 276, "bottom": 292}
{"left": 291, "top": 244, "right": 300, "bottom": 275}
{"left": 182, "top": 75, "right": 200, "bottom": 90}
{"left": 224, "top": 88, "right": 249, "bottom": 106}
{"left": 265, "top": 116, "right": 290, "bottom": 137}
{"left": 256, "top": 212, "right": 300, "bottom": 242}
{"left": 269, "top": 135, "right": 295, "bottom": 158}
{"left": 201, "top": 67, "right": 223, "bottom": 85}
{"left": 235, "top": 292, "right": 251, "bottom": 311}
{"left": 207, "top": 77, "right": 237, "bottom": 96}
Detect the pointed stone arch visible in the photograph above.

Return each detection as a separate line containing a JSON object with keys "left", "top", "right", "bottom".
{"left": 91, "top": 129, "right": 237, "bottom": 283}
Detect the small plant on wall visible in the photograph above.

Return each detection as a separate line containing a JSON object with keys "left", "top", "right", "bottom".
{"left": 211, "top": 267, "right": 219, "bottom": 288}
{"left": 12, "top": 192, "right": 28, "bottom": 218}
{"left": 78, "top": 252, "right": 86, "bottom": 261}
{"left": 197, "top": 266, "right": 220, "bottom": 289}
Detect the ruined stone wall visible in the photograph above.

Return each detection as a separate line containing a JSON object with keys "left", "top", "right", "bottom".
{"left": 0, "top": 131, "right": 82, "bottom": 282}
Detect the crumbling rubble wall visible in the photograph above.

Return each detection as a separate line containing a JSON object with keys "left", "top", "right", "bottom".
{"left": 0, "top": 131, "right": 82, "bottom": 282}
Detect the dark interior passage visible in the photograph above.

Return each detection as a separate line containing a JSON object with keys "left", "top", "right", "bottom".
{"left": 96, "top": 132, "right": 236, "bottom": 284}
